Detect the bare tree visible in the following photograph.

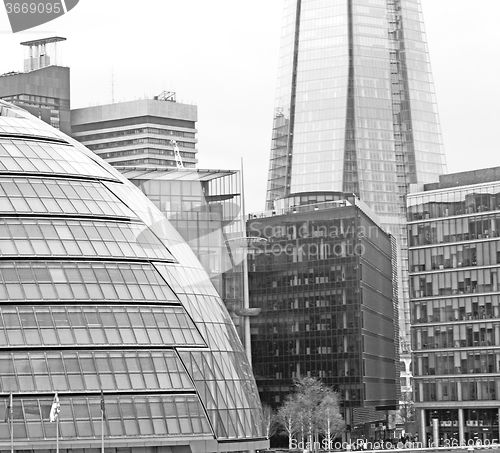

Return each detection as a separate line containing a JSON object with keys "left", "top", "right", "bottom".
{"left": 294, "top": 377, "right": 345, "bottom": 452}
{"left": 276, "top": 397, "right": 298, "bottom": 450}
{"left": 275, "top": 377, "right": 345, "bottom": 451}
{"left": 319, "top": 392, "right": 345, "bottom": 450}
{"left": 262, "top": 404, "right": 279, "bottom": 439}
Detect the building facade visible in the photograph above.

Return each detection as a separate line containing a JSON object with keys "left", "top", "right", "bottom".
{"left": 0, "top": 100, "right": 266, "bottom": 453}
{"left": 0, "top": 37, "right": 70, "bottom": 134}
{"left": 115, "top": 168, "right": 249, "bottom": 349}
{"left": 247, "top": 195, "right": 399, "bottom": 439}
{"left": 266, "top": 0, "right": 447, "bottom": 351}
{"left": 408, "top": 168, "right": 500, "bottom": 445}
{"left": 71, "top": 94, "right": 197, "bottom": 169}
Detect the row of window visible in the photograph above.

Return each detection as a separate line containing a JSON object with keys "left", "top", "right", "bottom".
{"left": 98, "top": 147, "right": 196, "bottom": 161}
{"left": 424, "top": 409, "right": 499, "bottom": 428}
{"left": 0, "top": 395, "right": 211, "bottom": 440}
{"left": 11, "top": 94, "right": 65, "bottom": 108}
{"left": 410, "top": 241, "right": 500, "bottom": 272}
{"left": 0, "top": 177, "right": 135, "bottom": 218}
{"left": 111, "top": 158, "right": 196, "bottom": 168}
{"left": 252, "top": 263, "right": 359, "bottom": 286}
{"left": 86, "top": 138, "right": 196, "bottom": 151}
{"left": 408, "top": 188, "right": 500, "bottom": 221}
{"left": 410, "top": 268, "right": 500, "bottom": 298}
{"left": 413, "top": 322, "right": 500, "bottom": 349}
{"left": 0, "top": 305, "right": 203, "bottom": 348}
{"left": 80, "top": 127, "right": 195, "bottom": 142}
{"left": 409, "top": 216, "right": 500, "bottom": 247}
{"left": 0, "top": 115, "right": 62, "bottom": 140}
{"left": 411, "top": 295, "right": 500, "bottom": 324}
{"left": 0, "top": 140, "right": 116, "bottom": 180}
{"left": 0, "top": 218, "right": 173, "bottom": 261}
{"left": 416, "top": 379, "right": 499, "bottom": 402}
{"left": 0, "top": 351, "right": 194, "bottom": 393}
{"left": 415, "top": 351, "right": 500, "bottom": 376}
{"left": 0, "top": 262, "right": 177, "bottom": 303}
{"left": 254, "top": 313, "right": 360, "bottom": 334}
{"left": 255, "top": 361, "right": 361, "bottom": 380}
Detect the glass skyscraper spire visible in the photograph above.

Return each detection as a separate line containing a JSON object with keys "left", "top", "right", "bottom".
{"left": 266, "top": 0, "right": 447, "bottom": 347}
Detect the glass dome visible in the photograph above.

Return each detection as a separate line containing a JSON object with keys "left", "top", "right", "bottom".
{"left": 0, "top": 100, "right": 265, "bottom": 453}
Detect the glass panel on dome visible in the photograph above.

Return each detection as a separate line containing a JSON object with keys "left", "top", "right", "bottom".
{"left": 0, "top": 218, "right": 174, "bottom": 261}
{"left": 0, "top": 351, "right": 195, "bottom": 394}
{"left": 0, "top": 177, "right": 137, "bottom": 219}
{"left": 0, "top": 261, "right": 180, "bottom": 304}
{"left": 0, "top": 305, "right": 204, "bottom": 348}
{"left": 0, "top": 394, "right": 212, "bottom": 441}
{"left": 0, "top": 139, "right": 118, "bottom": 181}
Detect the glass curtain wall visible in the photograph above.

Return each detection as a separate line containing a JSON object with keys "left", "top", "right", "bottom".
{"left": 408, "top": 181, "right": 500, "bottom": 443}
{"left": 265, "top": 0, "right": 447, "bottom": 349}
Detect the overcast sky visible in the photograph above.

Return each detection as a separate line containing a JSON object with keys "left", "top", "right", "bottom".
{"left": 1, "top": 1, "right": 499, "bottom": 214}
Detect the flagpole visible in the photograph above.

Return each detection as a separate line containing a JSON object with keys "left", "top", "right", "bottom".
{"left": 101, "top": 414, "right": 104, "bottom": 453}
{"left": 10, "top": 417, "right": 13, "bottom": 453}
{"left": 100, "top": 391, "right": 105, "bottom": 453}
{"left": 9, "top": 393, "right": 13, "bottom": 453}
{"left": 56, "top": 416, "right": 59, "bottom": 453}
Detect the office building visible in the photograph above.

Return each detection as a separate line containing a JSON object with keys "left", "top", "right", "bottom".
{"left": 0, "top": 37, "right": 70, "bottom": 134}
{"left": 71, "top": 94, "right": 198, "bottom": 169}
{"left": 0, "top": 100, "right": 266, "bottom": 453}
{"left": 116, "top": 167, "right": 250, "bottom": 349}
{"left": 247, "top": 194, "right": 399, "bottom": 439}
{"left": 266, "top": 0, "right": 447, "bottom": 350}
{"left": 408, "top": 168, "right": 500, "bottom": 445}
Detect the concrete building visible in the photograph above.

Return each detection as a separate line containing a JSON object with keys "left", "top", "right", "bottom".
{"left": 71, "top": 94, "right": 198, "bottom": 169}
{"left": 0, "top": 37, "right": 70, "bottom": 134}
{"left": 408, "top": 168, "right": 500, "bottom": 445}
{"left": 0, "top": 99, "right": 267, "bottom": 453}
{"left": 247, "top": 194, "right": 399, "bottom": 441}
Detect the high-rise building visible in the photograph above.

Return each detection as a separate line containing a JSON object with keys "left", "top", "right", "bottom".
{"left": 0, "top": 37, "right": 70, "bottom": 134}
{"left": 0, "top": 100, "right": 267, "bottom": 453}
{"left": 247, "top": 194, "right": 399, "bottom": 440}
{"left": 408, "top": 168, "right": 500, "bottom": 446}
{"left": 70, "top": 94, "right": 198, "bottom": 169}
{"left": 266, "top": 0, "right": 447, "bottom": 351}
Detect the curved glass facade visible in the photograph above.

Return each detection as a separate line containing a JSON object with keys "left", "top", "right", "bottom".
{"left": 0, "top": 100, "right": 266, "bottom": 453}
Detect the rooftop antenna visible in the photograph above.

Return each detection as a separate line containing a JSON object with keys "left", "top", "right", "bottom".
{"left": 111, "top": 66, "right": 115, "bottom": 104}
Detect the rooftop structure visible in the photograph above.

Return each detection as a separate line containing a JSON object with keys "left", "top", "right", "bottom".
{"left": 0, "top": 37, "right": 70, "bottom": 134}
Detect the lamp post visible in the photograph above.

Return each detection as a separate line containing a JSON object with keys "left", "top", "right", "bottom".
{"left": 225, "top": 236, "right": 266, "bottom": 362}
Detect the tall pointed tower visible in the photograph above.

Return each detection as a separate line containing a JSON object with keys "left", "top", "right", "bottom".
{"left": 266, "top": 0, "right": 447, "bottom": 350}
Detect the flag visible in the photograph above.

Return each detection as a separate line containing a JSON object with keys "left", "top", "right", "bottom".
{"left": 49, "top": 393, "right": 60, "bottom": 422}
{"left": 100, "top": 391, "right": 106, "bottom": 420}
{"left": 4, "top": 393, "right": 13, "bottom": 423}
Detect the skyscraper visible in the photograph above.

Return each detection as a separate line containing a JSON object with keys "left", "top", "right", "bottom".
{"left": 266, "top": 0, "right": 447, "bottom": 348}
